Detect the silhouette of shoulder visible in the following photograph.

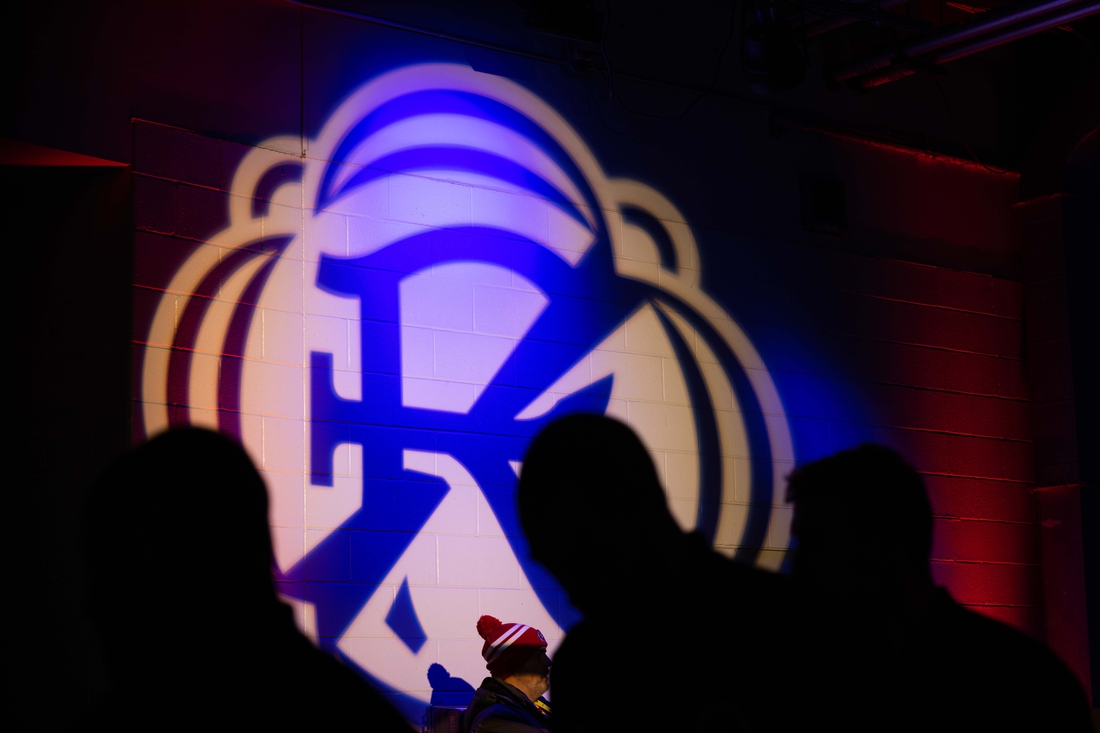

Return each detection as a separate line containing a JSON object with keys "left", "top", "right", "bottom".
{"left": 84, "top": 604, "right": 412, "bottom": 729}
{"left": 904, "top": 589, "right": 1090, "bottom": 732}
{"left": 80, "top": 429, "right": 411, "bottom": 731}
{"left": 269, "top": 607, "right": 412, "bottom": 729}
{"left": 550, "top": 536, "right": 798, "bottom": 733}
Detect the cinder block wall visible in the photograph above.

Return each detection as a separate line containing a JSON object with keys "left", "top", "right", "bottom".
{"left": 15, "top": 0, "right": 1090, "bottom": 725}
{"left": 129, "top": 112, "right": 1038, "bottom": 654}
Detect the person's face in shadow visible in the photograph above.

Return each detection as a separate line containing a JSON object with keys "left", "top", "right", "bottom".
{"left": 527, "top": 527, "right": 621, "bottom": 611}
{"left": 526, "top": 650, "right": 552, "bottom": 698}
{"left": 507, "top": 650, "right": 552, "bottom": 702}
{"left": 791, "top": 499, "right": 854, "bottom": 591}
{"left": 82, "top": 428, "right": 279, "bottom": 671}
{"left": 520, "top": 417, "right": 679, "bottom": 611}
{"left": 787, "top": 444, "right": 935, "bottom": 622}
{"left": 791, "top": 497, "right": 921, "bottom": 607}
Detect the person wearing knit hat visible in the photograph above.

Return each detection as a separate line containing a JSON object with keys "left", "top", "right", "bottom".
{"left": 461, "top": 615, "right": 553, "bottom": 733}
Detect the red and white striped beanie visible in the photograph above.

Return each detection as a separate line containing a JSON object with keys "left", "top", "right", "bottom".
{"left": 476, "top": 615, "right": 548, "bottom": 679}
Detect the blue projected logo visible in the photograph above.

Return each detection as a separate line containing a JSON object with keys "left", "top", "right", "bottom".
{"left": 139, "top": 63, "right": 793, "bottom": 713}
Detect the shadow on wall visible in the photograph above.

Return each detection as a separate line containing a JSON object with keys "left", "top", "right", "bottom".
{"left": 428, "top": 663, "right": 475, "bottom": 708}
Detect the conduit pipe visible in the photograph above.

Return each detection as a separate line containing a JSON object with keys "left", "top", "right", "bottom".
{"left": 769, "top": 110, "right": 1018, "bottom": 173}
{"left": 285, "top": 0, "right": 775, "bottom": 112}
{"left": 801, "top": 0, "right": 923, "bottom": 38}
{"left": 833, "top": 0, "right": 1089, "bottom": 82}
{"left": 285, "top": 0, "right": 561, "bottom": 65}
{"left": 860, "top": 0, "right": 1100, "bottom": 86}
{"left": 793, "top": 0, "right": 931, "bottom": 31}
{"left": 934, "top": 0, "right": 1100, "bottom": 61}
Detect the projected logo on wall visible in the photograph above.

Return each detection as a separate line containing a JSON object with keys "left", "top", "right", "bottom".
{"left": 139, "top": 63, "right": 793, "bottom": 709}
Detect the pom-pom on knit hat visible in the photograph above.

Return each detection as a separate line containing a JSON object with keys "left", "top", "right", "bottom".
{"left": 476, "top": 615, "right": 548, "bottom": 679}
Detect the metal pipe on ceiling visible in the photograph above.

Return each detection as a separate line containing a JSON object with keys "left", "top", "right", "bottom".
{"left": 856, "top": 0, "right": 1100, "bottom": 86}
{"left": 791, "top": 0, "right": 932, "bottom": 31}
{"left": 769, "top": 110, "right": 1018, "bottom": 172}
{"left": 933, "top": 0, "right": 1100, "bottom": 61}
{"left": 833, "top": 0, "right": 1087, "bottom": 82}
{"left": 285, "top": 0, "right": 562, "bottom": 64}
{"left": 801, "top": 0, "right": 916, "bottom": 39}
{"left": 283, "top": 0, "right": 776, "bottom": 113}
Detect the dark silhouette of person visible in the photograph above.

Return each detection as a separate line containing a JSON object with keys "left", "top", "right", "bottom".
{"left": 80, "top": 427, "right": 411, "bottom": 730}
{"left": 428, "top": 663, "right": 476, "bottom": 708}
{"left": 786, "top": 444, "right": 1091, "bottom": 732}
{"left": 517, "top": 414, "right": 799, "bottom": 733}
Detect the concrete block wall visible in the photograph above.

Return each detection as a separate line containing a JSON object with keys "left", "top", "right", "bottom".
{"left": 129, "top": 108, "right": 776, "bottom": 705}
{"left": 129, "top": 77, "right": 1044, "bottom": 707}
{"left": 1015, "top": 193, "right": 1091, "bottom": 696}
{"left": 15, "top": 0, "right": 1093, "bottom": 725}
{"left": 702, "top": 222, "right": 1041, "bottom": 635}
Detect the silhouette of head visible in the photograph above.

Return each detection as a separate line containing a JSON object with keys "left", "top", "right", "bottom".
{"left": 518, "top": 414, "right": 679, "bottom": 609}
{"left": 82, "top": 429, "right": 419, "bottom": 729}
{"left": 427, "top": 662, "right": 451, "bottom": 689}
{"left": 427, "top": 662, "right": 476, "bottom": 707}
{"left": 786, "top": 444, "right": 932, "bottom": 595}
{"left": 82, "top": 428, "right": 277, "bottom": 662}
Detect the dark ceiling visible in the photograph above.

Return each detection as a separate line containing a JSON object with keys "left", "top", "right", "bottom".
{"left": 8, "top": 0, "right": 1099, "bottom": 183}
{"left": 307, "top": 0, "right": 1100, "bottom": 171}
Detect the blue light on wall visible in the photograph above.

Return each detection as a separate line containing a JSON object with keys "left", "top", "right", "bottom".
{"left": 138, "top": 63, "right": 795, "bottom": 715}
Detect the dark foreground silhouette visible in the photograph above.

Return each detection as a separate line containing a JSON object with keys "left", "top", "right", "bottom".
{"left": 518, "top": 414, "right": 800, "bottom": 733}
{"left": 787, "top": 444, "right": 1091, "bottom": 732}
{"left": 81, "top": 428, "right": 410, "bottom": 729}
